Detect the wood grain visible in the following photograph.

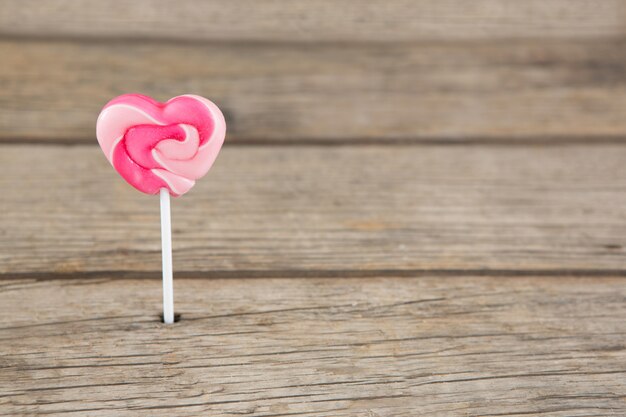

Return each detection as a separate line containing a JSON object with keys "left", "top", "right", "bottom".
{"left": 1, "top": 276, "right": 624, "bottom": 416}
{"left": 2, "top": 2, "right": 624, "bottom": 411}
{"left": 1, "top": 0, "right": 625, "bottom": 42}
{"left": 1, "top": 39, "right": 626, "bottom": 143}
{"left": 2, "top": 144, "right": 626, "bottom": 276}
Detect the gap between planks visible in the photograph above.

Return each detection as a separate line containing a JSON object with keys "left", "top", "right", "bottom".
{"left": 6, "top": 135, "right": 626, "bottom": 147}
{"left": 4, "top": 269, "right": 626, "bottom": 282}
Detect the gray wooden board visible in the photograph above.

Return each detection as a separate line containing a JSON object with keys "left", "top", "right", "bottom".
{"left": 2, "top": 144, "right": 626, "bottom": 276}
{"left": 0, "top": 276, "right": 624, "bottom": 416}
{"left": 1, "top": 0, "right": 625, "bottom": 42}
{"left": 1, "top": 39, "right": 626, "bottom": 142}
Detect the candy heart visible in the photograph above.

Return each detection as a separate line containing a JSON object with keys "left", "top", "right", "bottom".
{"left": 96, "top": 94, "right": 226, "bottom": 196}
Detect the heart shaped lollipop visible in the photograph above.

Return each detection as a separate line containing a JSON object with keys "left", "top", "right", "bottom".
{"left": 96, "top": 93, "right": 226, "bottom": 324}
{"left": 96, "top": 93, "right": 226, "bottom": 196}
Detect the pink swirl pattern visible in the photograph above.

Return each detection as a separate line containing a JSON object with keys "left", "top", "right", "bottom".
{"left": 96, "top": 94, "right": 226, "bottom": 196}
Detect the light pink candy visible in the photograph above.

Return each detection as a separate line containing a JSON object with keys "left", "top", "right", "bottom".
{"left": 96, "top": 94, "right": 226, "bottom": 196}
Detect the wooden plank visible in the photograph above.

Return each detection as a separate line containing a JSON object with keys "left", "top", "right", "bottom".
{"left": 1, "top": 276, "right": 624, "bottom": 416}
{"left": 2, "top": 144, "right": 626, "bottom": 275}
{"left": 2, "top": 39, "right": 626, "bottom": 143}
{"left": 1, "top": 0, "right": 625, "bottom": 42}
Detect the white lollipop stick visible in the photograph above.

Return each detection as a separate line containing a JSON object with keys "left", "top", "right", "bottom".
{"left": 160, "top": 188, "right": 174, "bottom": 324}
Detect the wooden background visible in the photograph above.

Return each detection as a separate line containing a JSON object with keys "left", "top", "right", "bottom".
{"left": 0, "top": 1, "right": 625, "bottom": 416}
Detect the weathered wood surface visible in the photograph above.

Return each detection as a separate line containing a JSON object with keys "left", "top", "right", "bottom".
{"left": 2, "top": 2, "right": 624, "bottom": 415}
{"left": 2, "top": 38, "right": 626, "bottom": 143}
{"left": 1, "top": 276, "right": 624, "bottom": 416}
{"left": 1, "top": 0, "right": 625, "bottom": 42}
{"left": 2, "top": 144, "right": 626, "bottom": 276}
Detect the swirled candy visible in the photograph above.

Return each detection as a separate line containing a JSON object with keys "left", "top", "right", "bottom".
{"left": 96, "top": 94, "right": 226, "bottom": 196}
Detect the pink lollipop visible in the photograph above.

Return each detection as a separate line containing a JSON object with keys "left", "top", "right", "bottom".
{"left": 96, "top": 94, "right": 226, "bottom": 323}
{"left": 97, "top": 93, "right": 226, "bottom": 196}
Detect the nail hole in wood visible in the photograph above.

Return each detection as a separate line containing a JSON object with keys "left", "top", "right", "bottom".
{"left": 159, "top": 313, "right": 181, "bottom": 323}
